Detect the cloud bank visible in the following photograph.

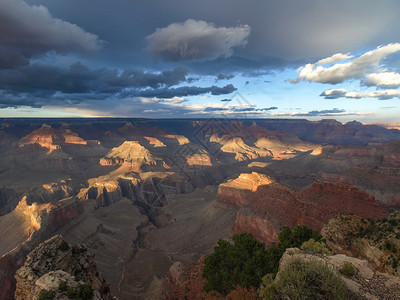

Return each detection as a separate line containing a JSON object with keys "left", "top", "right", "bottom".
{"left": 321, "top": 89, "right": 400, "bottom": 100}
{"left": 147, "top": 19, "right": 250, "bottom": 61}
{"left": 0, "top": 63, "right": 237, "bottom": 108}
{"left": 0, "top": 0, "right": 100, "bottom": 69}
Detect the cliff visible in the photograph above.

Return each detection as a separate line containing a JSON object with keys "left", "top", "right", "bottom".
{"left": 218, "top": 172, "right": 275, "bottom": 207}
{"left": 218, "top": 172, "right": 387, "bottom": 245}
{"left": 14, "top": 235, "right": 111, "bottom": 300}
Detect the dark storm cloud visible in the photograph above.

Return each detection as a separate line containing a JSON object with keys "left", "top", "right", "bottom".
{"left": 220, "top": 98, "right": 232, "bottom": 102}
{"left": 0, "top": 63, "right": 237, "bottom": 108}
{"left": 147, "top": 19, "right": 251, "bottom": 62}
{"left": 0, "top": 64, "right": 189, "bottom": 94}
{"left": 127, "top": 84, "right": 237, "bottom": 98}
{"left": 101, "top": 66, "right": 189, "bottom": 90}
{"left": 262, "top": 106, "right": 278, "bottom": 111}
{"left": 216, "top": 74, "right": 235, "bottom": 81}
{"left": 0, "top": 0, "right": 100, "bottom": 69}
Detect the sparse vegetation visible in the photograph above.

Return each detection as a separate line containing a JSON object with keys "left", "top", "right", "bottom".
{"left": 58, "top": 239, "right": 70, "bottom": 251}
{"left": 339, "top": 261, "right": 356, "bottom": 277}
{"left": 300, "top": 238, "right": 333, "bottom": 255}
{"left": 257, "top": 274, "right": 276, "bottom": 300}
{"left": 38, "top": 289, "right": 56, "bottom": 300}
{"left": 268, "top": 259, "right": 351, "bottom": 300}
{"left": 67, "top": 284, "right": 93, "bottom": 299}
{"left": 58, "top": 280, "right": 68, "bottom": 292}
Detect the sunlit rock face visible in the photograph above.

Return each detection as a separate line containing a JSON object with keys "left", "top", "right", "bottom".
{"left": 100, "top": 141, "right": 155, "bottom": 166}
{"left": 19, "top": 124, "right": 87, "bottom": 153}
{"left": 218, "top": 172, "right": 387, "bottom": 246}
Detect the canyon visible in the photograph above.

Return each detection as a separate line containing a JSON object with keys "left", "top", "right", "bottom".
{"left": 0, "top": 118, "right": 400, "bottom": 299}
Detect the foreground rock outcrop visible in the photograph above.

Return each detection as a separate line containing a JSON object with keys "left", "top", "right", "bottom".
{"left": 14, "top": 235, "right": 112, "bottom": 300}
{"left": 0, "top": 198, "right": 84, "bottom": 300}
{"left": 322, "top": 213, "right": 400, "bottom": 275}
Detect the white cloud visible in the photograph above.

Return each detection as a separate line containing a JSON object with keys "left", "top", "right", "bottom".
{"left": 290, "top": 43, "right": 400, "bottom": 84}
{"left": 146, "top": 19, "right": 250, "bottom": 61}
{"left": 364, "top": 72, "right": 400, "bottom": 88}
{"left": 321, "top": 88, "right": 400, "bottom": 100}
{"left": 316, "top": 53, "right": 353, "bottom": 65}
{"left": 270, "top": 110, "right": 374, "bottom": 117}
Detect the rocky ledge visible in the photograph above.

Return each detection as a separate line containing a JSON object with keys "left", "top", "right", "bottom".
{"left": 14, "top": 235, "right": 112, "bottom": 300}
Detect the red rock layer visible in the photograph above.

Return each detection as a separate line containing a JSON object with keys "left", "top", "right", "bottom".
{"left": 218, "top": 173, "right": 275, "bottom": 207}
{"left": 219, "top": 175, "right": 387, "bottom": 246}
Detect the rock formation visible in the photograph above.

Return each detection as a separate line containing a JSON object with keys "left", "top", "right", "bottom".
{"left": 218, "top": 172, "right": 274, "bottom": 207}
{"left": 14, "top": 235, "right": 111, "bottom": 300}
{"left": 100, "top": 141, "right": 155, "bottom": 166}
{"left": 322, "top": 213, "right": 400, "bottom": 275}
{"left": 218, "top": 172, "right": 387, "bottom": 245}
{"left": 19, "top": 124, "right": 87, "bottom": 153}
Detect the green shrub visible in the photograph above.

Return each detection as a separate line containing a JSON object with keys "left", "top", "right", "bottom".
{"left": 278, "top": 225, "right": 323, "bottom": 250}
{"left": 202, "top": 225, "right": 323, "bottom": 295}
{"left": 58, "top": 281, "right": 68, "bottom": 292}
{"left": 202, "top": 233, "right": 270, "bottom": 295}
{"left": 274, "top": 259, "right": 351, "bottom": 299}
{"left": 67, "top": 284, "right": 93, "bottom": 299}
{"left": 300, "top": 238, "right": 333, "bottom": 255}
{"left": 38, "top": 289, "right": 56, "bottom": 300}
{"left": 58, "top": 239, "right": 70, "bottom": 251}
{"left": 339, "top": 261, "right": 356, "bottom": 277}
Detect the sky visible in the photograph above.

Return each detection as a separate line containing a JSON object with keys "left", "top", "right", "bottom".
{"left": 1, "top": 0, "right": 400, "bottom": 123}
